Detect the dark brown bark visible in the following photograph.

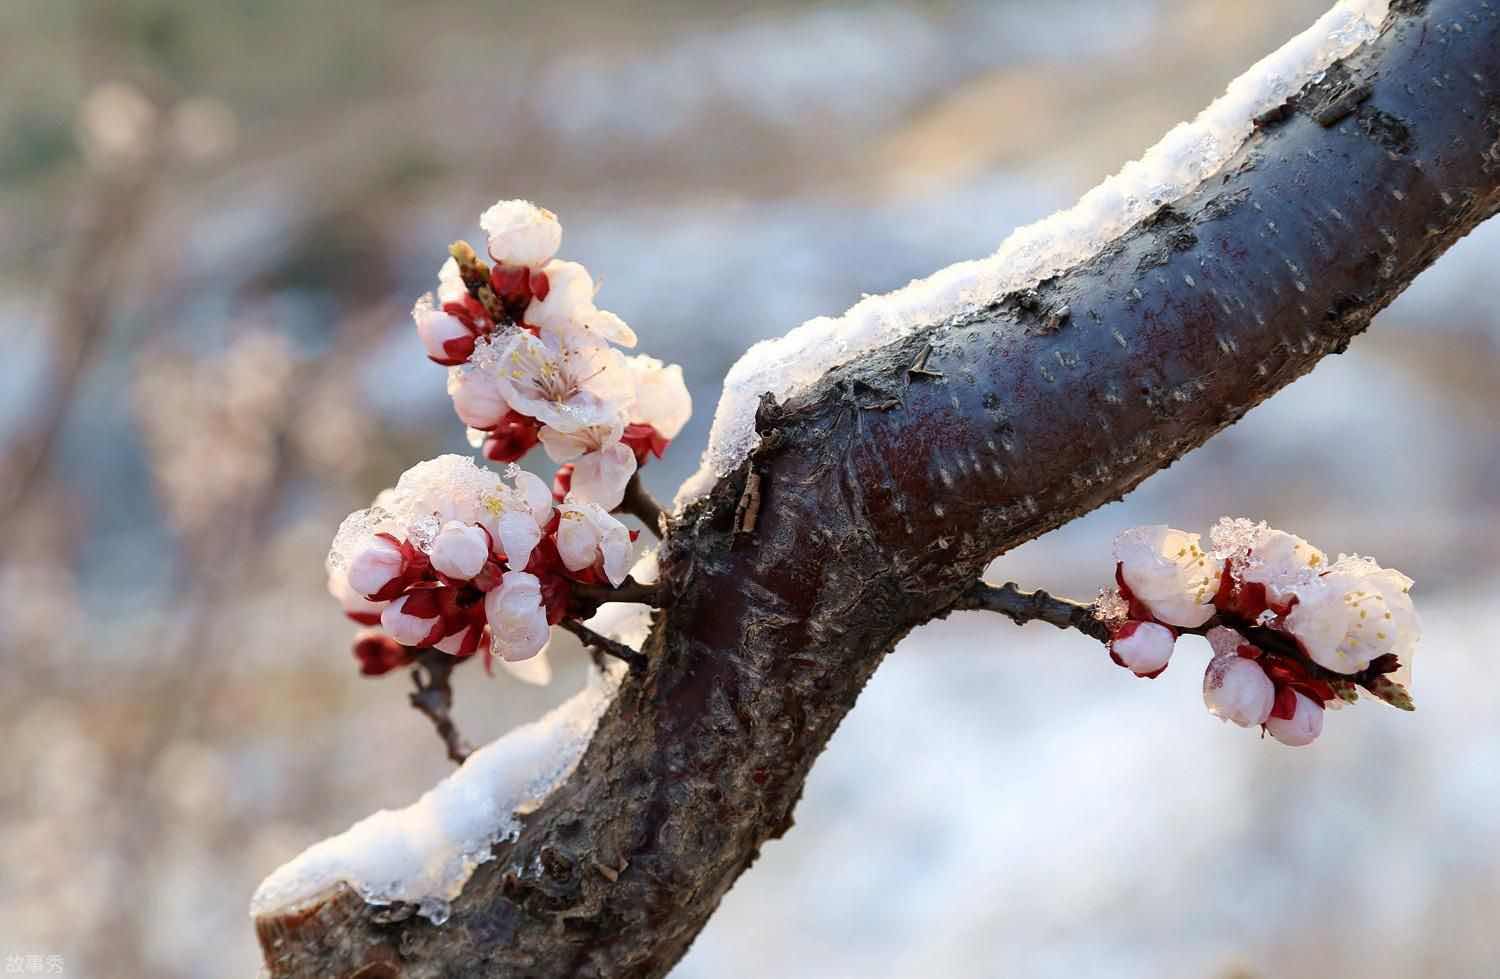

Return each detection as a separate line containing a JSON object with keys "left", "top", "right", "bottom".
{"left": 257, "top": 2, "right": 1500, "bottom": 975}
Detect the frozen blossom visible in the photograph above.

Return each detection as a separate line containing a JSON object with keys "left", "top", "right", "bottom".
{"left": 1114, "top": 526, "right": 1223, "bottom": 628}
{"left": 1211, "top": 518, "right": 1325, "bottom": 609}
{"left": 1108, "top": 517, "right": 1418, "bottom": 748}
{"left": 326, "top": 455, "right": 641, "bottom": 671}
{"left": 679, "top": 0, "right": 1391, "bottom": 507}
{"left": 1108, "top": 621, "right": 1175, "bottom": 678}
{"left": 1284, "top": 556, "right": 1419, "bottom": 675}
{"left": 1203, "top": 653, "right": 1276, "bottom": 728}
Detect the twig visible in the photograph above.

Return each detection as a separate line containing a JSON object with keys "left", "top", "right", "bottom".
{"left": 618, "top": 473, "right": 666, "bottom": 537}
{"left": 572, "top": 575, "right": 661, "bottom": 608}
{"left": 560, "top": 619, "right": 648, "bottom": 673}
{"left": 409, "top": 649, "right": 472, "bottom": 765}
{"left": 950, "top": 580, "right": 1111, "bottom": 642}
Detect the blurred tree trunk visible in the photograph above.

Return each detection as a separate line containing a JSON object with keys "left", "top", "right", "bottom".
{"left": 258, "top": 1, "right": 1500, "bottom": 975}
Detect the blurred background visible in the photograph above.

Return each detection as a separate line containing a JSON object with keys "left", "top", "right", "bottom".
{"left": 3, "top": 1, "right": 1498, "bottom": 976}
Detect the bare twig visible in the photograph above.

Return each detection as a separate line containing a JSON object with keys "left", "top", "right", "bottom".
{"left": 618, "top": 473, "right": 665, "bottom": 537}
{"left": 571, "top": 575, "right": 661, "bottom": 610}
{"left": 950, "top": 580, "right": 1111, "bottom": 642}
{"left": 559, "top": 618, "right": 648, "bottom": 673}
{"left": 408, "top": 649, "right": 472, "bottom": 765}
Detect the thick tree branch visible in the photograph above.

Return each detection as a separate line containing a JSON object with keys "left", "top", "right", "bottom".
{"left": 259, "top": 3, "right": 1500, "bottom": 976}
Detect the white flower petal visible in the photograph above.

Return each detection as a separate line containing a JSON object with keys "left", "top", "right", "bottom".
{"left": 1203, "top": 655, "right": 1275, "bottom": 727}
{"left": 484, "top": 572, "right": 551, "bottom": 661}
{"left": 1265, "top": 691, "right": 1324, "bottom": 746}
{"left": 479, "top": 199, "right": 562, "bottom": 268}
{"left": 567, "top": 442, "right": 637, "bottom": 511}
{"left": 497, "top": 511, "right": 543, "bottom": 571}
{"left": 429, "top": 521, "right": 490, "bottom": 580}
{"left": 627, "top": 356, "right": 692, "bottom": 439}
{"left": 347, "top": 536, "right": 403, "bottom": 597}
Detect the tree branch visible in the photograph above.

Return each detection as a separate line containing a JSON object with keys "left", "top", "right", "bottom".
{"left": 950, "top": 580, "right": 1112, "bottom": 642}
{"left": 618, "top": 472, "right": 666, "bottom": 537}
{"left": 258, "top": 3, "right": 1500, "bottom": 975}
{"left": 560, "top": 618, "right": 650, "bottom": 673}
{"left": 571, "top": 575, "right": 662, "bottom": 610}
{"left": 953, "top": 581, "right": 1411, "bottom": 709}
{"left": 408, "top": 650, "right": 472, "bottom": 766}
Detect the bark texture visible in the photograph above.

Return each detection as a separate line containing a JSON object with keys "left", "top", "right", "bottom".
{"left": 258, "top": 2, "right": 1500, "bottom": 975}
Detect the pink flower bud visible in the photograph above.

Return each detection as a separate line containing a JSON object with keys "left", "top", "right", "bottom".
{"left": 1203, "top": 655, "right": 1275, "bottom": 727}
{"left": 381, "top": 593, "right": 441, "bottom": 647}
{"left": 429, "top": 521, "right": 491, "bottom": 580}
{"left": 451, "top": 371, "right": 509, "bottom": 430}
{"left": 484, "top": 571, "right": 551, "bottom": 662}
{"left": 1264, "top": 690, "right": 1324, "bottom": 746}
{"left": 347, "top": 536, "right": 404, "bottom": 598}
{"left": 415, "top": 307, "right": 473, "bottom": 365}
{"left": 1109, "top": 620, "right": 1175, "bottom": 677}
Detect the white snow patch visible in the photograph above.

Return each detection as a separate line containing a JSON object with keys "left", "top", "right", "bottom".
{"left": 249, "top": 668, "right": 620, "bottom": 923}
{"left": 251, "top": 556, "right": 660, "bottom": 924}
{"left": 677, "top": 0, "right": 1388, "bottom": 509}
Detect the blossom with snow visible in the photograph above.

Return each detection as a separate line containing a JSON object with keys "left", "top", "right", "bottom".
{"left": 326, "top": 454, "right": 639, "bottom": 676}
{"left": 1283, "top": 556, "right": 1419, "bottom": 675}
{"left": 329, "top": 202, "right": 686, "bottom": 692}
{"left": 1114, "top": 525, "right": 1223, "bottom": 628}
{"left": 1108, "top": 620, "right": 1175, "bottom": 677}
{"left": 1203, "top": 653, "right": 1276, "bottom": 728}
{"left": 1103, "top": 518, "right": 1419, "bottom": 749}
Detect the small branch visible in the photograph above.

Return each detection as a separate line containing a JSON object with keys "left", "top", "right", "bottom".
{"left": 952, "top": 582, "right": 1411, "bottom": 708}
{"left": 951, "top": 580, "right": 1111, "bottom": 642}
{"left": 618, "top": 473, "right": 666, "bottom": 537}
{"left": 560, "top": 618, "right": 648, "bottom": 673}
{"left": 408, "top": 650, "right": 471, "bottom": 766}
{"left": 571, "top": 575, "right": 661, "bottom": 610}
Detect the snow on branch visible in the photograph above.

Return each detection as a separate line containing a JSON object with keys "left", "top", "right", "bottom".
{"left": 678, "top": 0, "right": 1390, "bottom": 506}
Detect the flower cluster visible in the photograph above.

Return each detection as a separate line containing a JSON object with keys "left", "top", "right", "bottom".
{"left": 329, "top": 456, "right": 635, "bottom": 672}
{"left": 417, "top": 200, "right": 691, "bottom": 510}
{"left": 1101, "top": 518, "right": 1419, "bottom": 747}
{"left": 328, "top": 201, "right": 686, "bottom": 685}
